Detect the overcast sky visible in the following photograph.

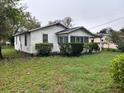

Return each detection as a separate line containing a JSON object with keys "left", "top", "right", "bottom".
{"left": 23, "top": 0, "right": 124, "bottom": 33}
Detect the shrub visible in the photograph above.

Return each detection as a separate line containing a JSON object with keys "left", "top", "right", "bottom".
{"left": 35, "top": 43, "right": 53, "bottom": 55}
{"left": 84, "top": 43, "right": 99, "bottom": 53}
{"left": 111, "top": 54, "right": 124, "bottom": 90}
{"left": 83, "top": 43, "right": 90, "bottom": 53}
{"left": 92, "top": 43, "right": 100, "bottom": 51}
{"left": 59, "top": 43, "right": 84, "bottom": 56}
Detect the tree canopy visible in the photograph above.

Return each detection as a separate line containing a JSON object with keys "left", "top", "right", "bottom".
{"left": 99, "top": 27, "right": 115, "bottom": 34}
{"left": 111, "top": 29, "right": 124, "bottom": 52}
{"left": 0, "top": 0, "right": 24, "bottom": 39}
{"left": 48, "top": 17, "right": 73, "bottom": 28}
{"left": 0, "top": 0, "right": 41, "bottom": 59}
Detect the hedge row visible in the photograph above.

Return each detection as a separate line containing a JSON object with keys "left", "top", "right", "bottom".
{"left": 59, "top": 43, "right": 84, "bottom": 56}
{"left": 35, "top": 43, "right": 100, "bottom": 56}
{"left": 35, "top": 43, "right": 53, "bottom": 56}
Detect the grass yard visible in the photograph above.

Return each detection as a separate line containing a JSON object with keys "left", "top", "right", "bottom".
{"left": 0, "top": 47, "right": 122, "bottom": 93}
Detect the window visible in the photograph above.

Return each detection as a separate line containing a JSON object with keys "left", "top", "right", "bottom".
{"left": 84, "top": 37, "right": 89, "bottom": 43}
{"left": 16, "top": 37, "right": 17, "bottom": 44}
{"left": 43, "top": 34, "right": 48, "bottom": 43}
{"left": 58, "top": 36, "right": 68, "bottom": 43}
{"left": 25, "top": 34, "right": 27, "bottom": 46}
{"left": 64, "top": 36, "right": 68, "bottom": 43}
{"left": 58, "top": 37, "right": 63, "bottom": 43}
{"left": 80, "top": 37, "right": 83, "bottom": 43}
{"left": 71, "top": 36, "right": 75, "bottom": 43}
{"left": 71, "top": 36, "right": 84, "bottom": 43}
{"left": 76, "top": 37, "right": 80, "bottom": 42}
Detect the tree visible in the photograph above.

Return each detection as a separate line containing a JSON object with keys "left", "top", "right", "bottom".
{"left": 24, "top": 12, "right": 41, "bottom": 30}
{"left": 99, "top": 28, "right": 107, "bottom": 34}
{"left": 62, "top": 17, "right": 73, "bottom": 28}
{"left": 48, "top": 20, "right": 61, "bottom": 25}
{"left": 111, "top": 32, "right": 121, "bottom": 44}
{"left": 10, "top": 12, "right": 41, "bottom": 45}
{"left": 105, "top": 35, "right": 112, "bottom": 48}
{"left": 48, "top": 17, "right": 73, "bottom": 28}
{"left": 120, "top": 28, "right": 124, "bottom": 33}
{"left": 111, "top": 29, "right": 124, "bottom": 52}
{"left": 0, "top": 0, "right": 25, "bottom": 59}
{"left": 98, "top": 28, "right": 115, "bottom": 49}
{"left": 99, "top": 27, "right": 114, "bottom": 34}
{"left": 13, "top": 12, "right": 41, "bottom": 34}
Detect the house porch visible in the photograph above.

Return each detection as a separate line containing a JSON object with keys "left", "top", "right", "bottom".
{"left": 57, "top": 34, "right": 90, "bottom": 44}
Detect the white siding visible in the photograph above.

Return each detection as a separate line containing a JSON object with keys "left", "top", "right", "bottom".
{"left": 30, "top": 25, "right": 66, "bottom": 54}
{"left": 14, "top": 33, "right": 31, "bottom": 53}
{"left": 14, "top": 25, "right": 95, "bottom": 54}
{"left": 14, "top": 35, "right": 20, "bottom": 51}
{"left": 69, "top": 29, "right": 92, "bottom": 37}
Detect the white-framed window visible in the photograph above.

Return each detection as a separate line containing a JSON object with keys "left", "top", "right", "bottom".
{"left": 58, "top": 36, "right": 68, "bottom": 43}
{"left": 16, "top": 36, "right": 17, "bottom": 44}
{"left": 24, "top": 34, "right": 27, "bottom": 46}
{"left": 83, "top": 37, "right": 89, "bottom": 43}
{"left": 71, "top": 36, "right": 75, "bottom": 43}
{"left": 71, "top": 36, "right": 88, "bottom": 43}
{"left": 43, "top": 34, "right": 48, "bottom": 43}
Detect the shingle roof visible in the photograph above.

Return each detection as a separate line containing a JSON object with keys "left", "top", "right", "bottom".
{"left": 14, "top": 23, "right": 68, "bottom": 36}
{"left": 56, "top": 26, "right": 98, "bottom": 37}
{"left": 14, "top": 22, "right": 98, "bottom": 37}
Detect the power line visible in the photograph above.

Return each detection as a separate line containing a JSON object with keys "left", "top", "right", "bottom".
{"left": 89, "top": 16, "right": 124, "bottom": 29}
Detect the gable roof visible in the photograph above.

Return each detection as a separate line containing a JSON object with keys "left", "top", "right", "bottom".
{"left": 14, "top": 23, "right": 68, "bottom": 36}
{"left": 14, "top": 23, "right": 98, "bottom": 37}
{"left": 56, "top": 26, "right": 97, "bottom": 37}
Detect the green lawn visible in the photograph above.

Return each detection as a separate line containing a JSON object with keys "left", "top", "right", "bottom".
{"left": 0, "top": 47, "right": 122, "bottom": 93}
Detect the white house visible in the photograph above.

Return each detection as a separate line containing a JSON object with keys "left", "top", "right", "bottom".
{"left": 14, "top": 23, "right": 96, "bottom": 54}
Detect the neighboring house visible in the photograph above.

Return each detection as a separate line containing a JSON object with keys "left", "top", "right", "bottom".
{"left": 90, "top": 28, "right": 117, "bottom": 49}
{"left": 14, "top": 23, "right": 96, "bottom": 54}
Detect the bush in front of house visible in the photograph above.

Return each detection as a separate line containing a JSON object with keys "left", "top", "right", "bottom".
{"left": 84, "top": 43, "right": 100, "bottom": 53}
{"left": 35, "top": 43, "right": 53, "bottom": 56}
{"left": 91, "top": 43, "right": 100, "bottom": 52}
{"left": 111, "top": 54, "right": 124, "bottom": 90}
{"left": 59, "top": 43, "right": 84, "bottom": 56}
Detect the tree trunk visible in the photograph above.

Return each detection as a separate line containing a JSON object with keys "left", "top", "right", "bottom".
{"left": 0, "top": 44, "right": 3, "bottom": 59}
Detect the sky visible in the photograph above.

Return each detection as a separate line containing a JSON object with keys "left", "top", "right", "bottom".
{"left": 22, "top": 0, "right": 124, "bottom": 33}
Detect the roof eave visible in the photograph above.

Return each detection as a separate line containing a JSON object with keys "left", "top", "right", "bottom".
{"left": 14, "top": 23, "right": 68, "bottom": 36}
{"left": 57, "top": 27, "right": 96, "bottom": 37}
